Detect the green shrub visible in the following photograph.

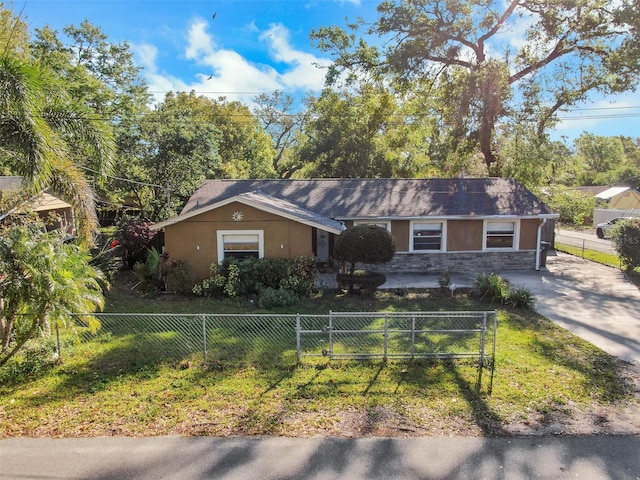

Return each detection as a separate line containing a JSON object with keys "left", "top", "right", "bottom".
{"left": 472, "top": 272, "right": 535, "bottom": 309}
{"left": 224, "top": 263, "right": 241, "bottom": 297}
{"left": 472, "top": 273, "right": 508, "bottom": 303}
{"left": 283, "top": 256, "right": 317, "bottom": 296}
{"left": 192, "top": 263, "right": 226, "bottom": 297}
{"left": 133, "top": 247, "right": 166, "bottom": 293}
{"left": 611, "top": 218, "right": 640, "bottom": 271}
{"left": 166, "top": 260, "right": 194, "bottom": 295}
{"left": 256, "top": 258, "right": 291, "bottom": 290}
{"left": 192, "top": 256, "right": 317, "bottom": 299}
{"left": 334, "top": 224, "right": 396, "bottom": 273}
{"left": 504, "top": 286, "right": 535, "bottom": 309}
{"left": 257, "top": 287, "right": 300, "bottom": 309}
{"left": 0, "top": 337, "right": 59, "bottom": 383}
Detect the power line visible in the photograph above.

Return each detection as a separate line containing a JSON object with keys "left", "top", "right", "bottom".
{"left": 76, "top": 165, "right": 164, "bottom": 188}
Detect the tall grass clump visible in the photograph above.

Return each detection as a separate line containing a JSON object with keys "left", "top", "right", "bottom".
{"left": 472, "top": 272, "right": 534, "bottom": 309}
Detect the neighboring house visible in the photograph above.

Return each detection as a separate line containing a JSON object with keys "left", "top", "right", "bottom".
{"left": 594, "top": 186, "right": 640, "bottom": 210}
{"left": 0, "top": 176, "right": 76, "bottom": 235}
{"left": 151, "top": 178, "right": 558, "bottom": 281}
{"left": 576, "top": 185, "right": 640, "bottom": 225}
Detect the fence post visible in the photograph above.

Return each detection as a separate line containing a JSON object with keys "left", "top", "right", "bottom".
{"left": 55, "top": 322, "right": 61, "bottom": 362}
{"left": 411, "top": 315, "right": 416, "bottom": 359}
{"left": 329, "top": 313, "right": 334, "bottom": 359}
{"left": 383, "top": 313, "right": 389, "bottom": 361}
{"left": 201, "top": 315, "right": 207, "bottom": 364}
{"left": 296, "top": 313, "right": 301, "bottom": 363}
{"left": 488, "top": 310, "right": 498, "bottom": 395}
{"left": 476, "top": 312, "right": 487, "bottom": 393}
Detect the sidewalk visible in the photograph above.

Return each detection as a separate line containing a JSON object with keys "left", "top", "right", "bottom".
{"left": 2, "top": 435, "right": 640, "bottom": 480}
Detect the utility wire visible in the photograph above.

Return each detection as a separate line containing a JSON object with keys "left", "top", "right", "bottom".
{"left": 76, "top": 165, "right": 165, "bottom": 189}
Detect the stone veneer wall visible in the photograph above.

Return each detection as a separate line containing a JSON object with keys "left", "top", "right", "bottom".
{"left": 358, "top": 251, "right": 537, "bottom": 273}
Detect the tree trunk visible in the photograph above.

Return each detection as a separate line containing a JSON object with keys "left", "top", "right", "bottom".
{"left": 0, "top": 320, "right": 38, "bottom": 367}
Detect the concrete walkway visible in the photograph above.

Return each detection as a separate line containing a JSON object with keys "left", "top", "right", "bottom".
{"left": 2, "top": 435, "right": 640, "bottom": 480}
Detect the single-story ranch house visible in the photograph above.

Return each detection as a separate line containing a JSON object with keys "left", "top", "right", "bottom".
{"left": 151, "top": 178, "right": 558, "bottom": 281}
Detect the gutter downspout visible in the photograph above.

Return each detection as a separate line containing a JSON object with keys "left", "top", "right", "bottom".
{"left": 535, "top": 217, "right": 548, "bottom": 271}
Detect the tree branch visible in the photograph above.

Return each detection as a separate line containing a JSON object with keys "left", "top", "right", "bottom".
{"left": 508, "top": 41, "right": 574, "bottom": 85}
{"left": 477, "top": 0, "right": 520, "bottom": 54}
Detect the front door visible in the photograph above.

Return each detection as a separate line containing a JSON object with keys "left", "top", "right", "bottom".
{"left": 316, "top": 229, "right": 330, "bottom": 262}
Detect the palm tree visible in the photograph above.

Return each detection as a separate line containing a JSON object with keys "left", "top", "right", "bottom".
{"left": 0, "top": 54, "right": 115, "bottom": 243}
{"left": 0, "top": 220, "right": 105, "bottom": 366}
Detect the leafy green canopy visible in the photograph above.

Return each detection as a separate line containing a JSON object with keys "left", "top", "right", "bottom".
{"left": 611, "top": 218, "right": 640, "bottom": 271}
{"left": 1, "top": 8, "right": 116, "bottom": 242}
{"left": 138, "top": 92, "right": 277, "bottom": 219}
{"left": 312, "top": 0, "right": 640, "bottom": 173}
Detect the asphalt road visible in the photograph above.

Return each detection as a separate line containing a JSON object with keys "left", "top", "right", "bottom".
{"left": 555, "top": 228, "right": 616, "bottom": 255}
{"left": 2, "top": 435, "right": 640, "bottom": 480}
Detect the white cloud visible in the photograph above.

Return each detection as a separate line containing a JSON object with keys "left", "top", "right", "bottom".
{"left": 260, "top": 23, "right": 332, "bottom": 91}
{"left": 185, "top": 18, "right": 214, "bottom": 60}
{"left": 136, "top": 17, "right": 331, "bottom": 107}
{"left": 134, "top": 43, "right": 159, "bottom": 74}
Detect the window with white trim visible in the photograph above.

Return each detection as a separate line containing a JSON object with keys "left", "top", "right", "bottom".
{"left": 485, "top": 221, "right": 515, "bottom": 249}
{"left": 217, "top": 230, "right": 264, "bottom": 261}
{"left": 411, "top": 222, "right": 444, "bottom": 251}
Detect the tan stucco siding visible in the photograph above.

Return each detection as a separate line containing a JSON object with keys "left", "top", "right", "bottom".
{"left": 519, "top": 219, "right": 540, "bottom": 250}
{"left": 447, "top": 220, "right": 483, "bottom": 251}
{"left": 163, "top": 202, "right": 313, "bottom": 281}
{"left": 164, "top": 220, "right": 216, "bottom": 281}
{"left": 610, "top": 190, "right": 640, "bottom": 210}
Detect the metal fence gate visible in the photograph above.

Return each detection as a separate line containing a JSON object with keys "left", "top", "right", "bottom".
{"left": 296, "top": 311, "right": 497, "bottom": 363}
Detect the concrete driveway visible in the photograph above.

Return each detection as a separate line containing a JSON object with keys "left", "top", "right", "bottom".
{"left": 502, "top": 251, "right": 640, "bottom": 366}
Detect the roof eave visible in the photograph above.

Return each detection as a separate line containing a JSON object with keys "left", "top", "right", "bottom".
{"left": 151, "top": 195, "right": 346, "bottom": 235}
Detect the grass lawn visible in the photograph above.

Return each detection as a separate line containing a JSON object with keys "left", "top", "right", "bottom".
{"left": 1, "top": 272, "right": 638, "bottom": 437}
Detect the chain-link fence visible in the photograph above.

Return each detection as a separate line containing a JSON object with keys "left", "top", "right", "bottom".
{"left": 73, "top": 313, "right": 304, "bottom": 367}
{"left": 297, "top": 311, "right": 496, "bottom": 362}
{"left": 70, "top": 311, "right": 496, "bottom": 372}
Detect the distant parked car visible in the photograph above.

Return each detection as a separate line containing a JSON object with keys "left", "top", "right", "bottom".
{"left": 595, "top": 217, "right": 635, "bottom": 239}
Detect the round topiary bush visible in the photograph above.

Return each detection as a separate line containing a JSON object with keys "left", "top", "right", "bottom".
{"left": 334, "top": 224, "right": 396, "bottom": 274}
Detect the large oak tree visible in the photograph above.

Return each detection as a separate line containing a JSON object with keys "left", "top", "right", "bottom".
{"left": 311, "top": 0, "right": 640, "bottom": 173}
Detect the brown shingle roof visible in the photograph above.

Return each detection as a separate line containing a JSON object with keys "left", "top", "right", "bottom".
{"left": 180, "top": 178, "right": 555, "bottom": 219}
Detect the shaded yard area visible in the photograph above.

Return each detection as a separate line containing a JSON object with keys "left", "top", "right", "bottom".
{"left": 1, "top": 276, "right": 639, "bottom": 437}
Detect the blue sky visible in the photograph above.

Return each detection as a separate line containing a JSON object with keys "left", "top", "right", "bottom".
{"left": 18, "top": 0, "right": 640, "bottom": 143}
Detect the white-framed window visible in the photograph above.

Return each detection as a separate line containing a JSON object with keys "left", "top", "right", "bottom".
{"left": 410, "top": 221, "right": 445, "bottom": 252}
{"left": 217, "top": 230, "right": 264, "bottom": 262}
{"left": 353, "top": 220, "right": 391, "bottom": 231}
{"left": 484, "top": 221, "right": 517, "bottom": 249}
